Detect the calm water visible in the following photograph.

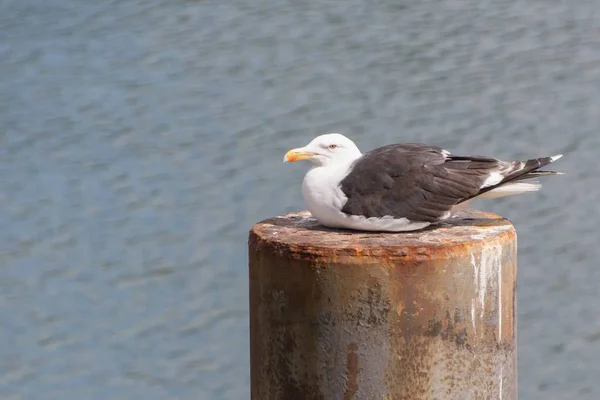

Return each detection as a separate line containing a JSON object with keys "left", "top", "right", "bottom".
{"left": 1, "top": 0, "right": 599, "bottom": 399}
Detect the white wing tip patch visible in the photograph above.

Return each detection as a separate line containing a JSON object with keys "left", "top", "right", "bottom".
{"left": 481, "top": 171, "right": 504, "bottom": 188}
{"left": 550, "top": 154, "right": 563, "bottom": 162}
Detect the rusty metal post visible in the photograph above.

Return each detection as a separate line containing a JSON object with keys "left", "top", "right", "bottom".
{"left": 249, "top": 210, "right": 517, "bottom": 400}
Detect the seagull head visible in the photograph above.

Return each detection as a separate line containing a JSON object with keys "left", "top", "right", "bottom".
{"left": 283, "top": 133, "right": 362, "bottom": 167}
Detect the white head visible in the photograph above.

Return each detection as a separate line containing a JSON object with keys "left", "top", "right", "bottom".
{"left": 283, "top": 133, "right": 362, "bottom": 167}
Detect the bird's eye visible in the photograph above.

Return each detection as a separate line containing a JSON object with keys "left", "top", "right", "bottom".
{"left": 328, "top": 144, "right": 337, "bottom": 150}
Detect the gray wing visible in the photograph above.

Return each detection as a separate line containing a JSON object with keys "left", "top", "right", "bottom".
{"left": 339, "top": 143, "right": 556, "bottom": 222}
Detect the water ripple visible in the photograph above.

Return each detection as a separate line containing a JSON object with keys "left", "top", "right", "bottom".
{"left": 1, "top": 0, "right": 598, "bottom": 399}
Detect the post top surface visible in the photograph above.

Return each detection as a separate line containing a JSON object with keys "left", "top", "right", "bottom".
{"left": 250, "top": 210, "right": 515, "bottom": 259}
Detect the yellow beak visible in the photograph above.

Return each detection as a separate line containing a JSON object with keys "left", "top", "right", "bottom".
{"left": 283, "top": 148, "right": 316, "bottom": 163}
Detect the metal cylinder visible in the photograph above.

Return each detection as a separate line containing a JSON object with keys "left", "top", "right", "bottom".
{"left": 249, "top": 210, "right": 517, "bottom": 400}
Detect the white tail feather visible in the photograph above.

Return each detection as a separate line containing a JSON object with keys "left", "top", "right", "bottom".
{"left": 451, "top": 181, "right": 544, "bottom": 213}
{"left": 479, "top": 182, "right": 542, "bottom": 199}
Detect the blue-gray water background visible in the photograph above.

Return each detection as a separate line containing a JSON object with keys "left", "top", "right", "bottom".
{"left": 1, "top": 0, "right": 599, "bottom": 399}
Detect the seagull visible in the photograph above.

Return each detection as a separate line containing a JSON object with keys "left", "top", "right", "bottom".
{"left": 283, "top": 133, "right": 563, "bottom": 232}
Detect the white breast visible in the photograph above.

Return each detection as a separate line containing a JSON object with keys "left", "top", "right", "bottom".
{"left": 301, "top": 166, "right": 349, "bottom": 228}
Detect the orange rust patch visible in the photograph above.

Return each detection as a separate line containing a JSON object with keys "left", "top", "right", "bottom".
{"left": 343, "top": 343, "right": 359, "bottom": 400}
{"left": 249, "top": 210, "right": 515, "bottom": 264}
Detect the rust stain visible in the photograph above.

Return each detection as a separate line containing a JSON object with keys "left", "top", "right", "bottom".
{"left": 343, "top": 343, "right": 359, "bottom": 400}
{"left": 249, "top": 210, "right": 515, "bottom": 264}
{"left": 249, "top": 209, "right": 517, "bottom": 400}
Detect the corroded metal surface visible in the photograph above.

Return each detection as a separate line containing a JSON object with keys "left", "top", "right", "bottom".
{"left": 249, "top": 210, "right": 517, "bottom": 400}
